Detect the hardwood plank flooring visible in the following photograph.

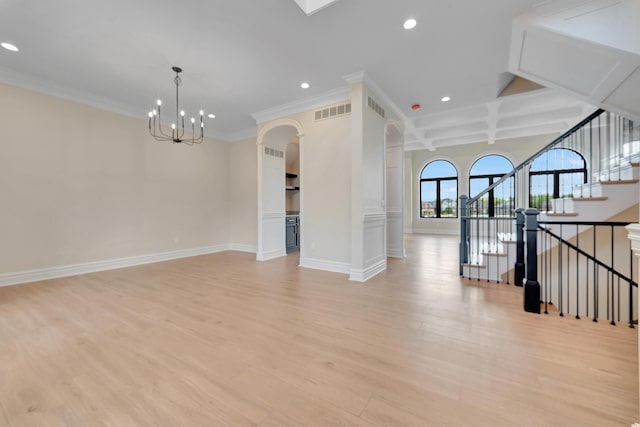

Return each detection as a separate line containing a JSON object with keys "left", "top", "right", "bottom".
{"left": 0, "top": 234, "right": 637, "bottom": 426}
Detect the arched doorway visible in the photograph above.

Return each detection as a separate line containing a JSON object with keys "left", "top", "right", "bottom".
{"left": 256, "top": 120, "right": 304, "bottom": 261}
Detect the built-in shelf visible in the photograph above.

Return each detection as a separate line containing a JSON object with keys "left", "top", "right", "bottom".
{"left": 286, "top": 172, "right": 299, "bottom": 191}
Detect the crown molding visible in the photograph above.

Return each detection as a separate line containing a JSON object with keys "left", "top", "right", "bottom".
{"left": 343, "top": 70, "right": 366, "bottom": 84}
{"left": 0, "top": 65, "right": 144, "bottom": 119}
{"left": 0, "top": 66, "right": 239, "bottom": 143}
{"left": 251, "top": 86, "right": 351, "bottom": 124}
{"left": 362, "top": 75, "right": 408, "bottom": 122}
{"left": 342, "top": 70, "right": 407, "bottom": 122}
{"left": 224, "top": 127, "right": 258, "bottom": 142}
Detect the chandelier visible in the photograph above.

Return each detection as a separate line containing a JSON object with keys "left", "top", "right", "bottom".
{"left": 148, "top": 66, "right": 205, "bottom": 145}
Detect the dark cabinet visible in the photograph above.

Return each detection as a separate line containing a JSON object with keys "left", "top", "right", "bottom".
{"left": 286, "top": 215, "right": 299, "bottom": 253}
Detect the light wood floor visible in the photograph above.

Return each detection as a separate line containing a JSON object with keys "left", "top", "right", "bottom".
{"left": 0, "top": 234, "right": 637, "bottom": 426}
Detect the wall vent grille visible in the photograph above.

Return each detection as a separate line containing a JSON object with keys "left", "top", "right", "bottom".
{"left": 315, "top": 102, "right": 351, "bottom": 121}
{"left": 367, "top": 96, "right": 385, "bottom": 118}
{"left": 264, "top": 147, "right": 284, "bottom": 158}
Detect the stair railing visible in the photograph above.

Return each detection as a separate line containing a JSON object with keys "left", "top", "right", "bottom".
{"left": 536, "top": 219, "right": 637, "bottom": 327}
{"left": 460, "top": 109, "right": 607, "bottom": 281}
{"left": 460, "top": 108, "right": 639, "bottom": 324}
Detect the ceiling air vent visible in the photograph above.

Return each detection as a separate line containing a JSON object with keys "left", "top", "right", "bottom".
{"left": 367, "top": 96, "right": 385, "bottom": 118}
{"left": 315, "top": 102, "right": 351, "bottom": 121}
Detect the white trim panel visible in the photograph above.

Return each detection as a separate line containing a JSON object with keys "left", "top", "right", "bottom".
{"left": 257, "top": 211, "right": 287, "bottom": 261}
{"left": 352, "top": 213, "right": 387, "bottom": 281}
{"left": 387, "top": 211, "right": 404, "bottom": 258}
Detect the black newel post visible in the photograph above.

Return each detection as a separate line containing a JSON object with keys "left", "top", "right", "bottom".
{"left": 514, "top": 208, "right": 525, "bottom": 287}
{"left": 523, "top": 208, "right": 541, "bottom": 313}
{"left": 459, "top": 195, "right": 469, "bottom": 275}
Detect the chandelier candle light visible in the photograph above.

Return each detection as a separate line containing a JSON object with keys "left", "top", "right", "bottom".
{"left": 148, "top": 66, "right": 205, "bottom": 144}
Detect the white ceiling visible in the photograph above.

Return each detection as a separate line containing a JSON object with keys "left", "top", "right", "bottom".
{"left": 0, "top": 0, "right": 590, "bottom": 144}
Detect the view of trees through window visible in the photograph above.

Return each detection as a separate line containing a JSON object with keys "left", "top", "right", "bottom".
{"left": 420, "top": 160, "right": 458, "bottom": 218}
{"left": 469, "top": 155, "right": 514, "bottom": 217}
{"left": 529, "top": 149, "right": 586, "bottom": 210}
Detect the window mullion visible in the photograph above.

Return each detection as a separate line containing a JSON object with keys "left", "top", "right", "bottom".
{"left": 436, "top": 179, "right": 442, "bottom": 218}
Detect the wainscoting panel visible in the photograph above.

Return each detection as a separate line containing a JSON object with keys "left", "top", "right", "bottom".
{"left": 258, "top": 212, "right": 286, "bottom": 261}
{"left": 350, "top": 213, "right": 386, "bottom": 281}
{"left": 387, "top": 210, "right": 404, "bottom": 258}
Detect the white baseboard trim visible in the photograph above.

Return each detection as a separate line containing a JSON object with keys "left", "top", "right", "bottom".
{"left": 299, "top": 257, "right": 351, "bottom": 275}
{"left": 229, "top": 244, "right": 257, "bottom": 253}
{"left": 387, "top": 249, "right": 405, "bottom": 258}
{"left": 403, "top": 227, "right": 413, "bottom": 234}
{"left": 349, "top": 259, "right": 386, "bottom": 282}
{"left": 0, "top": 244, "right": 231, "bottom": 288}
{"left": 257, "top": 248, "right": 287, "bottom": 261}
{"left": 411, "top": 228, "right": 459, "bottom": 236}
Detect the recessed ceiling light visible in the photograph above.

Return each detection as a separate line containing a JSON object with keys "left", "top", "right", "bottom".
{"left": 441, "top": 96, "right": 451, "bottom": 102}
{"left": 403, "top": 18, "right": 417, "bottom": 30}
{"left": 300, "top": 82, "right": 310, "bottom": 89}
{"left": 1, "top": 42, "right": 19, "bottom": 52}
{"left": 208, "top": 114, "right": 216, "bottom": 119}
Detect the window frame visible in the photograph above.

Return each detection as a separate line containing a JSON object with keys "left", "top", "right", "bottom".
{"left": 529, "top": 149, "right": 587, "bottom": 209}
{"left": 468, "top": 155, "right": 515, "bottom": 218}
{"left": 419, "top": 160, "right": 458, "bottom": 219}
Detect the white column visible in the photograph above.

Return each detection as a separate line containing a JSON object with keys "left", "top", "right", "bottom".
{"left": 346, "top": 76, "right": 387, "bottom": 281}
{"left": 386, "top": 128, "right": 405, "bottom": 258}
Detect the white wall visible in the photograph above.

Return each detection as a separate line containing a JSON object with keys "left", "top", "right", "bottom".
{"left": 258, "top": 105, "right": 352, "bottom": 272}
{"left": 229, "top": 137, "right": 258, "bottom": 251}
{"left": 0, "top": 83, "right": 230, "bottom": 276}
{"left": 300, "top": 113, "right": 352, "bottom": 270}
{"left": 408, "top": 133, "right": 559, "bottom": 235}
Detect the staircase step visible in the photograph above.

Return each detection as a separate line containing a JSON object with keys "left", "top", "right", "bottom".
{"left": 599, "top": 179, "right": 639, "bottom": 185}
{"left": 462, "top": 263, "right": 486, "bottom": 269}
{"left": 481, "top": 252, "right": 507, "bottom": 257}
{"left": 572, "top": 196, "right": 608, "bottom": 202}
{"left": 545, "top": 212, "right": 579, "bottom": 217}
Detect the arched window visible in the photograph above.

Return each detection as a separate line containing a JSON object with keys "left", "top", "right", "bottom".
{"left": 420, "top": 160, "right": 458, "bottom": 218}
{"left": 529, "top": 149, "right": 587, "bottom": 210}
{"left": 469, "top": 154, "right": 514, "bottom": 217}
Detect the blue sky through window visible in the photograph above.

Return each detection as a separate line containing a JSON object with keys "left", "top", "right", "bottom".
{"left": 421, "top": 160, "right": 456, "bottom": 179}
{"left": 470, "top": 155, "right": 512, "bottom": 176}
{"left": 530, "top": 149, "right": 585, "bottom": 171}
